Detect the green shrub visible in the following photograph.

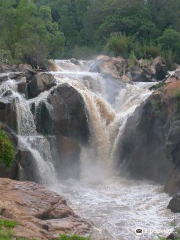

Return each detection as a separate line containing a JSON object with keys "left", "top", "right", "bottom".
{"left": 104, "top": 34, "right": 136, "bottom": 58}
{"left": 137, "top": 43, "right": 161, "bottom": 60}
{"left": 59, "top": 234, "right": 91, "bottom": 240}
{"left": 0, "top": 130, "right": 15, "bottom": 168}
{"left": 0, "top": 50, "right": 13, "bottom": 65}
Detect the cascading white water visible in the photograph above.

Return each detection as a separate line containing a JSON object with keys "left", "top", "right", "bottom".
{"left": 1, "top": 60, "right": 179, "bottom": 239}
{"left": 48, "top": 59, "right": 180, "bottom": 240}
{"left": 0, "top": 80, "right": 57, "bottom": 185}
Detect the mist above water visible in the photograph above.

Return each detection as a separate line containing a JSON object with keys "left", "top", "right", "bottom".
{"left": 1, "top": 59, "right": 178, "bottom": 240}
{"left": 48, "top": 59, "right": 179, "bottom": 240}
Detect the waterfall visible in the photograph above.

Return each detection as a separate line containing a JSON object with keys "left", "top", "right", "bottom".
{"left": 51, "top": 60, "right": 152, "bottom": 180}
{"left": 0, "top": 79, "right": 57, "bottom": 185}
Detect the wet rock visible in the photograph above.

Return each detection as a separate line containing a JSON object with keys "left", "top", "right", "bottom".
{"left": 151, "top": 56, "right": 167, "bottom": 81}
{"left": 117, "top": 78, "right": 180, "bottom": 184}
{"left": 0, "top": 178, "right": 90, "bottom": 240}
{"left": 28, "top": 72, "right": 56, "bottom": 98}
{"left": 130, "top": 67, "right": 156, "bottom": 82}
{"left": 168, "top": 194, "right": 180, "bottom": 213}
{"left": 48, "top": 135, "right": 81, "bottom": 179}
{"left": 0, "top": 96, "right": 18, "bottom": 133}
{"left": 36, "top": 83, "right": 89, "bottom": 143}
{"left": 0, "top": 162, "right": 18, "bottom": 179}
{"left": 70, "top": 58, "right": 80, "bottom": 65}
{"left": 90, "top": 55, "right": 128, "bottom": 80}
{"left": 17, "top": 77, "right": 27, "bottom": 96}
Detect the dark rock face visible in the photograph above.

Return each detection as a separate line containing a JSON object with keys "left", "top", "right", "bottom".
{"left": 28, "top": 72, "right": 56, "bottom": 98}
{"left": 36, "top": 83, "right": 89, "bottom": 143}
{"left": 168, "top": 194, "right": 180, "bottom": 213}
{"left": 152, "top": 57, "right": 167, "bottom": 81}
{"left": 118, "top": 78, "right": 180, "bottom": 186}
{"left": 0, "top": 96, "right": 18, "bottom": 133}
{"left": 0, "top": 162, "right": 18, "bottom": 179}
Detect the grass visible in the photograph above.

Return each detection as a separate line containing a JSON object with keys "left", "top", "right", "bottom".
{"left": 59, "top": 234, "right": 91, "bottom": 240}
{"left": 0, "top": 219, "right": 90, "bottom": 240}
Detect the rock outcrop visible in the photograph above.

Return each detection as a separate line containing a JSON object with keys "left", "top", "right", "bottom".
{"left": 90, "top": 55, "right": 168, "bottom": 82}
{"left": 90, "top": 55, "right": 128, "bottom": 80}
{"left": 35, "top": 83, "right": 89, "bottom": 143}
{"left": 168, "top": 194, "right": 180, "bottom": 213}
{"left": 0, "top": 178, "right": 90, "bottom": 240}
{"left": 117, "top": 77, "right": 180, "bottom": 187}
{"left": 28, "top": 72, "right": 56, "bottom": 98}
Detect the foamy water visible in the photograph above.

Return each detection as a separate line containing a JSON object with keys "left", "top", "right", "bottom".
{"left": 49, "top": 177, "right": 177, "bottom": 240}
{"left": 48, "top": 59, "right": 180, "bottom": 240}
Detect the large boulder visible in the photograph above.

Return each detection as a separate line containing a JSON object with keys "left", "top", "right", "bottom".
{"left": 0, "top": 178, "right": 90, "bottom": 240}
{"left": 151, "top": 56, "right": 168, "bottom": 81}
{"left": 28, "top": 72, "right": 56, "bottom": 98}
{"left": 117, "top": 78, "right": 180, "bottom": 185}
{"left": 0, "top": 95, "right": 18, "bottom": 133}
{"left": 90, "top": 55, "right": 128, "bottom": 80}
{"left": 35, "top": 83, "right": 90, "bottom": 143}
{"left": 168, "top": 194, "right": 180, "bottom": 213}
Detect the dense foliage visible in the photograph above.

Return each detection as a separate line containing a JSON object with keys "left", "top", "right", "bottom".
{"left": 1, "top": 0, "right": 180, "bottom": 66}
{"left": 0, "top": 130, "right": 15, "bottom": 168}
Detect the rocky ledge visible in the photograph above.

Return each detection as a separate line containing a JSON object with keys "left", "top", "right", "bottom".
{"left": 0, "top": 178, "right": 90, "bottom": 240}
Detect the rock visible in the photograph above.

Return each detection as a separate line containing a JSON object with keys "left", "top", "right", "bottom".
{"left": 151, "top": 56, "right": 167, "bottom": 81}
{"left": 0, "top": 95, "right": 18, "bottom": 133}
{"left": 44, "top": 59, "right": 59, "bottom": 72}
{"left": 0, "top": 162, "right": 18, "bottom": 179}
{"left": 90, "top": 55, "right": 128, "bottom": 80}
{"left": 28, "top": 72, "right": 56, "bottom": 98}
{"left": 48, "top": 135, "right": 81, "bottom": 179}
{"left": 19, "top": 63, "right": 33, "bottom": 72}
{"left": 168, "top": 194, "right": 180, "bottom": 213}
{"left": 0, "top": 64, "right": 10, "bottom": 73}
{"left": 117, "top": 78, "right": 180, "bottom": 185}
{"left": 130, "top": 67, "right": 155, "bottom": 82}
{"left": 70, "top": 58, "right": 80, "bottom": 65}
{"left": 35, "top": 83, "right": 90, "bottom": 143}
{"left": 0, "top": 178, "right": 90, "bottom": 240}
{"left": 167, "top": 233, "right": 176, "bottom": 239}
{"left": 17, "top": 77, "right": 27, "bottom": 96}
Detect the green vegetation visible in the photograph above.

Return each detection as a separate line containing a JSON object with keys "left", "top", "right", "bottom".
{"left": 1, "top": 0, "right": 180, "bottom": 66}
{"left": 59, "top": 235, "right": 91, "bottom": 240}
{"left": 150, "top": 82, "right": 165, "bottom": 91}
{"left": 151, "top": 98, "right": 162, "bottom": 115}
{"left": 0, "top": 219, "right": 16, "bottom": 240}
{"left": 0, "top": 130, "right": 15, "bottom": 168}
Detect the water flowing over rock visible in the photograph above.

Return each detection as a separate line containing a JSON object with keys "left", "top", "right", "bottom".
{"left": 116, "top": 77, "right": 180, "bottom": 190}
{"left": 0, "top": 178, "right": 90, "bottom": 240}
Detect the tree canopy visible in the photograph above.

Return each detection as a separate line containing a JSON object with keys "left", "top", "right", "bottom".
{"left": 0, "top": 0, "right": 180, "bottom": 65}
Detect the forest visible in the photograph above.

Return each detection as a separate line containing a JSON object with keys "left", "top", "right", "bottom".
{"left": 1, "top": 0, "right": 180, "bottom": 68}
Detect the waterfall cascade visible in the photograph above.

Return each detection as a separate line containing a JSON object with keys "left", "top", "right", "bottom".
{"left": 0, "top": 59, "right": 177, "bottom": 240}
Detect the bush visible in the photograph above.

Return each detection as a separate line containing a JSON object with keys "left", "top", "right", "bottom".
{"left": 136, "top": 43, "right": 161, "bottom": 60}
{"left": 104, "top": 34, "right": 136, "bottom": 58}
{"left": 0, "top": 130, "right": 15, "bottom": 168}
{"left": 59, "top": 234, "right": 91, "bottom": 240}
{"left": 0, "top": 50, "right": 13, "bottom": 65}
